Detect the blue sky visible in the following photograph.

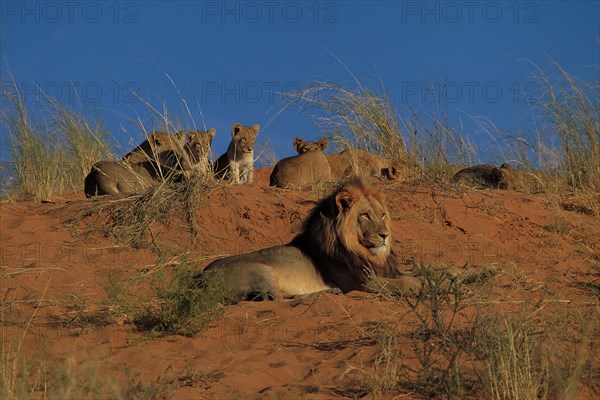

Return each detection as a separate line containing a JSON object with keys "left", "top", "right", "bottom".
{"left": 1, "top": 1, "right": 598, "bottom": 163}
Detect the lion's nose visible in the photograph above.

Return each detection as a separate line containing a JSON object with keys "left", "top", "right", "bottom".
{"left": 379, "top": 233, "right": 389, "bottom": 241}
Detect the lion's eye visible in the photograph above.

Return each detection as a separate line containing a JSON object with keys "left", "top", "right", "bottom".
{"left": 382, "top": 213, "right": 387, "bottom": 219}
{"left": 360, "top": 213, "right": 371, "bottom": 220}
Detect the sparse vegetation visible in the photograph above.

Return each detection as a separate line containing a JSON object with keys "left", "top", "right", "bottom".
{"left": 68, "top": 172, "right": 211, "bottom": 248}
{"left": 1, "top": 60, "right": 598, "bottom": 399}
{"left": 1, "top": 80, "right": 111, "bottom": 201}
{"left": 106, "top": 258, "right": 226, "bottom": 338}
{"left": 361, "top": 263, "right": 600, "bottom": 399}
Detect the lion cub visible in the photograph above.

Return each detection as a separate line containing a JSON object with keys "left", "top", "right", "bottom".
{"left": 180, "top": 128, "right": 216, "bottom": 178}
{"left": 214, "top": 123, "right": 260, "bottom": 184}
{"left": 270, "top": 137, "right": 332, "bottom": 189}
{"left": 84, "top": 130, "right": 214, "bottom": 197}
{"left": 452, "top": 163, "right": 517, "bottom": 190}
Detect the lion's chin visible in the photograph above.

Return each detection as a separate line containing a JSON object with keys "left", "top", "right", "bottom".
{"left": 368, "top": 245, "right": 388, "bottom": 256}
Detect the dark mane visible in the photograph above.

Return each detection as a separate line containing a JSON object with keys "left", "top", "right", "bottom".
{"left": 290, "top": 179, "right": 400, "bottom": 292}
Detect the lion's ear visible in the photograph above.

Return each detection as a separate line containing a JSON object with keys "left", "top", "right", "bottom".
{"left": 317, "top": 138, "right": 329, "bottom": 151}
{"left": 386, "top": 162, "right": 401, "bottom": 180}
{"left": 207, "top": 128, "right": 216, "bottom": 140}
{"left": 186, "top": 131, "right": 197, "bottom": 142}
{"left": 250, "top": 123, "right": 260, "bottom": 136}
{"left": 232, "top": 123, "right": 243, "bottom": 137}
{"left": 335, "top": 190, "right": 354, "bottom": 212}
{"left": 149, "top": 132, "right": 162, "bottom": 146}
{"left": 293, "top": 137, "right": 304, "bottom": 153}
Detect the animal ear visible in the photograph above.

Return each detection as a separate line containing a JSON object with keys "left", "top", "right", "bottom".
{"left": 387, "top": 162, "right": 401, "bottom": 179}
{"left": 207, "top": 128, "right": 216, "bottom": 140}
{"left": 175, "top": 131, "right": 186, "bottom": 141}
{"left": 293, "top": 137, "right": 304, "bottom": 152}
{"left": 317, "top": 138, "right": 329, "bottom": 151}
{"left": 232, "top": 123, "right": 243, "bottom": 137}
{"left": 186, "top": 131, "right": 197, "bottom": 142}
{"left": 250, "top": 124, "right": 260, "bottom": 136}
{"left": 149, "top": 132, "right": 162, "bottom": 146}
{"left": 335, "top": 190, "right": 354, "bottom": 212}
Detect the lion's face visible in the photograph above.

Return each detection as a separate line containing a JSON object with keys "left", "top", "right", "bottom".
{"left": 335, "top": 183, "right": 391, "bottom": 264}
{"left": 185, "top": 128, "right": 216, "bottom": 163}
{"left": 231, "top": 123, "right": 259, "bottom": 155}
{"left": 293, "top": 138, "right": 329, "bottom": 154}
{"left": 124, "top": 131, "right": 186, "bottom": 164}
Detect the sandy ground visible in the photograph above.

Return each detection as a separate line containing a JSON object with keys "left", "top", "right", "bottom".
{"left": 1, "top": 168, "right": 598, "bottom": 399}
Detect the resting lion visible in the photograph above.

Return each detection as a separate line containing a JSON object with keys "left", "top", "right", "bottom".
{"left": 201, "top": 178, "right": 421, "bottom": 302}
{"left": 326, "top": 149, "right": 402, "bottom": 181}
{"left": 451, "top": 163, "right": 517, "bottom": 190}
{"left": 84, "top": 130, "right": 214, "bottom": 197}
{"left": 294, "top": 137, "right": 329, "bottom": 154}
{"left": 269, "top": 137, "right": 332, "bottom": 189}
{"left": 294, "top": 141, "right": 401, "bottom": 181}
{"left": 214, "top": 123, "right": 260, "bottom": 184}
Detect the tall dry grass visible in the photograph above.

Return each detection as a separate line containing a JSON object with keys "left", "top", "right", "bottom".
{"left": 282, "top": 81, "right": 477, "bottom": 181}
{"left": 537, "top": 63, "right": 599, "bottom": 191}
{"left": 281, "top": 63, "right": 598, "bottom": 200}
{"left": 1, "top": 81, "right": 111, "bottom": 200}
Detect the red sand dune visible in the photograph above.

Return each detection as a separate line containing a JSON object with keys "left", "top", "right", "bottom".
{"left": 1, "top": 168, "right": 598, "bottom": 399}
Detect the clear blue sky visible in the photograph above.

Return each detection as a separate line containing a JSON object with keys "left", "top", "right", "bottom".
{"left": 1, "top": 1, "right": 598, "bottom": 162}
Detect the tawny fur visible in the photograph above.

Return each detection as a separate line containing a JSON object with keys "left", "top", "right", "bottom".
{"left": 451, "top": 163, "right": 517, "bottom": 190}
{"left": 270, "top": 137, "right": 332, "bottom": 189}
{"left": 202, "top": 178, "right": 421, "bottom": 302}
{"left": 214, "top": 123, "right": 259, "bottom": 184}
{"left": 84, "top": 130, "right": 215, "bottom": 197}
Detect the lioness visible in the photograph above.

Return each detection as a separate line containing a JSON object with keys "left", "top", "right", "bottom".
{"left": 294, "top": 137, "right": 329, "bottom": 154}
{"left": 269, "top": 137, "right": 332, "bottom": 189}
{"left": 326, "top": 148, "right": 402, "bottom": 181}
{"left": 84, "top": 130, "right": 213, "bottom": 197}
{"left": 214, "top": 123, "right": 260, "bottom": 184}
{"left": 451, "top": 163, "right": 517, "bottom": 189}
{"left": 201, "top": 178, "right": 421, "bottom": 302}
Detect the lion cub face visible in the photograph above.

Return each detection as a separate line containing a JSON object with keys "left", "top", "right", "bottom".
{"left": 123, "top": 131, "right": 186, "bottom": 164}
{"left": 231, "top": 123, "right": 259, "bottom": 157}
{"left": 184, "top": 128, "right": 216, "bottom": 164}
{"left": 293, "top": 138, "right": 329, "bottom": 154}
{"left": 335, "top": 185, "right": 392, "bottom": 259}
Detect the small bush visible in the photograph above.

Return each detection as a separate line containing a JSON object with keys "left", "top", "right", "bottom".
{"left": 133, "top": 263, "right": 225, "bottom": 337}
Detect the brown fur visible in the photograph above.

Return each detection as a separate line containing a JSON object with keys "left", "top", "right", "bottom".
{"left": 326, "top": 148, "right": 402, "bottom": 181}
{"left": 293, "top": 137, "right": 329, "bottom": 154}
{"left": 214, "top": 123, "right": 260, "bottom": 184}
{"left": 270, "top": 137, "right": 332, "bottom": 189}
{"left": 451, "top": 163, "right": 517, "bottom": 189}
{"left": 180, "top": 128, "right": 216, "bottom": 177}
{"left": 202, "top": 179, "right": 420, "bottom": 302}
{"left": 84, "top": 130, "right": 213, "bottom": 197}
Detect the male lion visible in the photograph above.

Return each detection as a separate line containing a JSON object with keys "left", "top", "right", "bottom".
{"left": 84, "top": 130, "right": 214, "bottom": 197}
{"left": 269, "top": 137, "right": 332, "bottom": 189}
{"left": 201, "top": 178, "right": 421, "bottom": 302}
{"left": 451, "top": 163, "right": 517, "bottom": 190}
{"left": 214, "top": 123, "right": 260, "bottom": 184}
